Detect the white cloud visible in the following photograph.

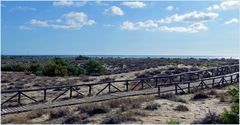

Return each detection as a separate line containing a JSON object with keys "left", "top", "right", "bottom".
{"left": 122, "top": 1, "right": 146, "bottom": 8}
{"left": 225, "top": 18, "right": 239, "bottom": 24}
{"left": 165, "top": 6, "right": 174, "bottom": 11}
{"left": 9, "top": 6, "right": 36, "bottom": 12}
{"left": 121, "top": 21, "right": 138, "bottom": 30}
{"left": 28, "top": 12, "right": 95, "bottom": 30}
{"left": 121, "top": 20, "right": 158, "bottom": 31}
{"left": 159, "top": 11, "right": 219, "bottom": 23}
{"left": 104, "top": 6, "right": 124, "bottom": 16}
{"left": 207, "top": 0, "right": 240, "bottom": 11}
{"left": 30, "top": 19, "right": 48, "bottom": 27}
{"left": 19, "top": 25, "right": 32, "bottom": 30}
{"left": 53, "top": 0, "right": 87, "bottom": 7}
{"left": 121, "top": 20, "right": 207, "bottom": 33}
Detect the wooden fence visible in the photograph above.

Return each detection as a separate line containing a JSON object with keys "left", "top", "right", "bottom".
{"left": 1, "top": 64, "right": 239, "bottom": 106}
{"left": 157, "top": 72, "right": 239, "bottom": 97}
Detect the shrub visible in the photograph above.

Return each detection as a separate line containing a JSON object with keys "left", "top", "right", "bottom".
{"left": 43, "top": 58, "right": 68, "bottom": 77}
{"left": 62, "top": 114, "right": 89, "bottom": 124}
{"left": 84, "top": 60, "right": 106, "bottom": 75}
{"left": 49, "top": 108, "right": 71, "bottom": 119}
{"left": 159, "top": 93, "right": 186, "bottom": 103}
{"left": 29, "top": 64, "right": 44, "bottom": 74}
{"left": 220, "top": 86, "right": 239, "bottom": 124}
{"left": 67, "top": 65, "right": 85, "bottom": 76}
{"left": 226, "top": 87, "right": 239, "bottom": 103}
{"left": 131, "top": 103, "right": 141, "bottom": 109}
{"left": 102, "top": 114, "right": 134, "bottom": 124}
{"left": 75, "top": 55, "right": 90, "bottom": 60}
{"left": 166, "top": 119, "right": 180, "bottom": 124}
{"left": 1, "top": 64, "right": 29, "bottom": 72}
{"left": 193, "top": 111, "right": 223, "bottom": 124}
{"left": 145, "top": 103, "right": 160, "bottom": 111}
{"left": 220, "top": 103, "right": 239, "bottom": 124}
{"left": 78, "top": 104, "right": 110, "bottom": 116}
{"left": 192, "top": 92, "right": 208, "bottom": 100}
{"left": 174, "top": 105, "right": 189, "bottom": 112}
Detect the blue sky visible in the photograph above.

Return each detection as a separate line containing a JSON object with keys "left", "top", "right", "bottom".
{"left": 1, "top": 0, "right": 239, "bottom": 57}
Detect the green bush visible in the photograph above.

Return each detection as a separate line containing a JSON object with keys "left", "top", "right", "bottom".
{"left": 75, "top": 55, "right": 90, "bottom": 60}
{"left": 29, "top": 64, "right": 44, "bottom": 74}
{"left": 84, "top": 60, "right": 106, "bottom": 75}
{"left": 226, "top": 87, "right": 239, "bottom": 103}
{"left": 42, "top": 58, "right": 68, "bottom": 77}
{"left": 220, "top": 86, "right": 239, "bottom": 124}
{"left": 2, "top": 64, "right": 29, "bottom": 71}
{"left": 220, "top": 103, "right": 239, "bottom": 124}
{"left": 67, "top": 65, "right": 85, "bottom": 76}
{"left": 42, "top": 58, "right": 85, "bottom": 77}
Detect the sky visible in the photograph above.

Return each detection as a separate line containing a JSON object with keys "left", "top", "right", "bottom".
{"left": 1, "top": 0, "right": 240, "bottom": 57}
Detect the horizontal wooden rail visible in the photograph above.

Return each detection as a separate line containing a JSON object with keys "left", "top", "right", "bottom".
{"left": 157, "top": 72, "right": 239, "bottom": 97}
{"left": 2, "top": 64, "right": 238, "bottom": 94}
{"left": 1, "top": 64, "right": 239, "bottom": 106}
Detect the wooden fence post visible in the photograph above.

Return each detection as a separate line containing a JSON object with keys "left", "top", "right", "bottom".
{"left": 158, "top": 85, "right": 161, "bottom": 97}
{"left": 175, "top": 83, "right": 178, "bottom": 95}
{"left": 155, "top": 78, "right": 158, "bottom": 88}
{"left": 230, "top": 75, "right": 233, "bottom": 84}
{"left": 108, "top": 83, "right": 111, "bottom": 93}
{"left": 188, "top": 82, "right": 190, "bottom": 93}
{"left": 88, "top": 85, "right": 92, "bottom": 96}
{"left": 126, "top": 81, "right": 129, "bottom": 91}
{"left": 43, "top": 89, "right": 47, "bottom": 101}
{"left": 69, "top": 87, "right": 73, "bottom": 98}
{"left": 212, "top": 78, "right": 215, "bottom": 88}
{"left": 18, "top": 91, "right": 21, "bottom": 105}
{"left": 141, "top": 80, "right": 144, "bottom": 89}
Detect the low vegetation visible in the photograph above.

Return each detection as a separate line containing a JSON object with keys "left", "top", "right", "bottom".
{"left": 145, "top": 103, "right": 160, "bottom": 111}
{"left": 101, "top": 113, "right": 135, "bottom": 124}
{"left": 193, "top": 86, "right": 239, "bottom": 124}
{"left": 166, "top": 118, "right": 180, "bottom": 124}
{"left": 49, "top": 107, "right": 71, "bottom": 119}
{"left": 75, "top": 55, "right": 90, "bottom": 60}
{"left": 192, "top": 92, "right": 209, "bottom": 100}
{"left": 159, "top": 93, "right": 186, "bottom": 103}
{"left": 220, "top": 86, "right": 239, "bottom": 124}
{"left": 174, "top": 105, "right": 189, "bottom": 112}
{"left": 1, "top": 58, "right": 106, "bottom": 77}
{"left": 62, "top": 114, "right": 89, "bottom": 124}
{"left": 78, "top": 103, "right": 110, "bottom": 116}
{"left": 193, "top": 111, "right": 223, "bottom": 124}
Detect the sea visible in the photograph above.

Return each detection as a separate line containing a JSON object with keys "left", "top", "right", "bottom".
{"left": 2, "top": 55, "right": 239, "bottom": 59}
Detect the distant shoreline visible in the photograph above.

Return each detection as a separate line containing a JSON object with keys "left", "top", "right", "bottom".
{"left": 1, "top": 55, "right": 239, "bottom": 59}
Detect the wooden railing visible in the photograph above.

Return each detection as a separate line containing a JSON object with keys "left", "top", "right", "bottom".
{"left": 157, "top": 72, "right": 239, "bottom": 97}
{"left": 1, "top": 64, "right": 239, "bottom": 106}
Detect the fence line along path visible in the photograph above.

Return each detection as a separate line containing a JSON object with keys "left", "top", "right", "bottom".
{"left": 1, "top": 64, "right": 239, "bottom": 115}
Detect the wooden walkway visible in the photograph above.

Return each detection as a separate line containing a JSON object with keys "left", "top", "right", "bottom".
{"left": 1, "top": 72, "right": 239, "bottom": 115}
